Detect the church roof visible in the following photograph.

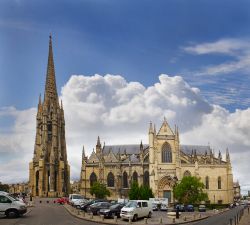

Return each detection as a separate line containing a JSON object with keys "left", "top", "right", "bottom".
{"left": 180, "top": 145, "right": 210, "bottom": 155}
{"left": 103, "top": 145, "right": 149, "bottom": 155}
{"left": 102, "top": 144, "right": 210, "bottom": 156}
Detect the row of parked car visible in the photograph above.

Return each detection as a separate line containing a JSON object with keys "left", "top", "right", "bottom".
{"left": 67, "top": 194, "right": 153, "bottom": 221}
{"left": 152, "top": 203, "right": 206, "bottom": 212}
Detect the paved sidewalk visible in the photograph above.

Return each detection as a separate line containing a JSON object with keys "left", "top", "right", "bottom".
{"left": 239, "top": 208, "right": 250, "bottom": 225}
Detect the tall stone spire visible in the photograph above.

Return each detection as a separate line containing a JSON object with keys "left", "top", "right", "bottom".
{"left": 29, "top": 35, "right": 70, "bottom": 198}
{"left": 44, "top": 34, "right": 58, "bottom": 103}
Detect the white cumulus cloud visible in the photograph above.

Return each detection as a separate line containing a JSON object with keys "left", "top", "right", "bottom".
{"left": 0, "top": 74, "right": 249, "bottom": 194}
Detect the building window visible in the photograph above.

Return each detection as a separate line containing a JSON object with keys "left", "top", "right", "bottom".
{"left": 107, "top": 172, "right": 114, "bottom": 187}
{"left": 123, "top": 171, "right": 128, "bottom": 188}
{"left": 205, "top": 176, "right": 209, "bottom": 189}
{"left": 143, "top": 171, "right": 149, "bottom": 186}
{"left": 218, "top": 176, "right": 222, "bottom": 189}
{"left": 162, "top": 142, "right": 172, "bottom": 163}
{"left": 183, "top": 171, "right": 191, "bottom": 177}
{"left": 90, "top": 172, "right": 97, "bottom": 187}
{"left": 132, "top": 171, "right": 138, "bottom": 183}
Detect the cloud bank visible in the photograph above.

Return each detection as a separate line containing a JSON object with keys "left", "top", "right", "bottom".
{"left": 0, "top": 74, "right": 249, "bottom": 194}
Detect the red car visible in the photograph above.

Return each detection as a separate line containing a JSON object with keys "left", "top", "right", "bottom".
{"left": 56, "top": 197, "right": 69, "bottom": 204}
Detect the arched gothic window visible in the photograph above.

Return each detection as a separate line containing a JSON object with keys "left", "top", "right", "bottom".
{"left": 143, "top": 171, "right": 150, "bottom": 186}
{"left": 183, "top": 170, "right": 191, "bottom": 177}
{"left": 218, "top": 176, "right": 222, "bottom": 189}
{"left": 162, "top": 142, "right": 172, "bottom": 163}
{"left": 107, "top": 172, "right": 114, "bottom": 187}
{"left": 205, "top": 176, "right": 209, "bottom": 189}
{"left": 123, "top": 171, "right": 128, "bottom": 188}
{"left": 90, "top": 172, "right": 97, "bottom": 187}
{"left": 132, "top": 171, "right": 138, "bottom": 183}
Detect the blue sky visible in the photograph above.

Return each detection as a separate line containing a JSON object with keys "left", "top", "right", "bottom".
{"left": 1, "top": 0, "right": 250, "bottom": 193}
{"left": 1, "top": 0, "right": 250, "bottom": 111}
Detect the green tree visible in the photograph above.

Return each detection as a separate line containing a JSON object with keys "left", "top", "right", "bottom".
{"left": 173, "top": 176, "right": 208, "bottom": 204}
{"left": 129, "top": 182, "right": 140, "bottom": 200}
{"left": 90, "top": 181, "right": 110, "bottom": 199}
{"left": 129, "top": 182, "right": 154, "bottom": 200}
{"left": 140, "top": 185, "right": 154, "bottom": 200}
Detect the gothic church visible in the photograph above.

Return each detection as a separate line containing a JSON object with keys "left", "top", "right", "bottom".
{"left": 80, "top": 119, "right": 234, "bottom": 204}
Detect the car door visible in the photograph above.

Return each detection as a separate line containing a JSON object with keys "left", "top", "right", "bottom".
{"left": 142, "top": 201, "right": 148, "bottom": 217}
{"left": 0, "top": 195, "right": 12, "bottom": 215}
{"left": 136, "top": 202, "right": 143, "bottom": 218}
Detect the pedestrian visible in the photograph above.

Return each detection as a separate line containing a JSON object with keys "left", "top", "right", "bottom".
{"left": 176, "top": 205, "right": 180, "bottom": 219}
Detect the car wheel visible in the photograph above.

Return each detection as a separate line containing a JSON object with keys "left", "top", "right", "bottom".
{"left": 148, "top": 211, "right": 152, "bottom": 218}
{"left": 111, "top": 212, "right": 115, "bottom": 218}
{"left": 133, "top": 214, "right": 138, "bottom": 222}
{"left": 6, "top": 209, "right": 19, "bottom": 218}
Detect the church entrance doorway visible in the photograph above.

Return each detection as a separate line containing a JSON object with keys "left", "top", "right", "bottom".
{"left": 163, "top": 190, "right": 171, "bottom": 202}
{"left": 158, "top": 175, "right": 177, "bottom": 203}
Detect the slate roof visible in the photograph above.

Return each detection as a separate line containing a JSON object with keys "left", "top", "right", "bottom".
{"left": 180, "top": 145, "right": 211, "bottom": 155}
{"left": 103, "top": 145, "right": 149, "bottom": 155}
{"left": 101, "top": 144, "right": 210, "bottom": 157}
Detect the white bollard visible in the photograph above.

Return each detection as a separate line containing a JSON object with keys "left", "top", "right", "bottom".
{"left": 114, "top": 216, "right": 117, "bottom": 222}
{"left": 90, "top": 213, "right": 93, "bottom": 219}
{"left": 100, "top": 215, "right": 104, "bottom": 221}
{"left": 129, "top": 218, "right": 132, "bottom": 224}
{"left": 159, "top": 217, "right": 163, "bottom": 224}
{"left": 144, "top": 218, "right": 148, "bottom": 224}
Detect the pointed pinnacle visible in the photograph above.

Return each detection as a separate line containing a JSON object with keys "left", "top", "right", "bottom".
{"left": 44, "top": 34, "right": 58, "bottom": 102}
{"left": 149, "top": 121, "right": 153, "bottom": 133}
{"left": 97, "top": 136, "right": 101, "bottom": 146}
{"left": 39, "top": 94, "right": 42, "bottom": 105}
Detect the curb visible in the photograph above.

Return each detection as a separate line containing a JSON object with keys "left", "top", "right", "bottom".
{"left": 64, "top": 205, "right": 216, "bottom": 225}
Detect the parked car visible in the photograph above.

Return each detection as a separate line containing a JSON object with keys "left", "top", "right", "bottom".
{"left": 99, "top": 203, "right": 125, "bottom": 218}
{"left": 87, "top": 202, "right": 112, "bottom": 215}
{"left": 120, "top": 200, "right": 152, "bottom": 221}
{"left": 152, "top": 203, "right": 158, "bottom": 211}
{"left": 80, "top": 199, "right": 108, "bottom": 211}
{"left": 160, "top": 203, "right": 168, "bottom": 211}
{"left": 185, "top": 204, "right": 194, "bottom": 212}
{"left": 198, "top": 205, "right": 206, "bottom": 212}
{"left": 175, "top": 204, "right": 185, "bottom": 212}
{"left": 0, "top": 191, "right": 27, "bottom": 218}
{"left": 56, "top": 197, "right": 69, "bottom": 205}
{"left": 69, "top": 194, "right": 86, "bottom": 208}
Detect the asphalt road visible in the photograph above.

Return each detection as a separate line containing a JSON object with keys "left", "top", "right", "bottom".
{"left": 0, "top": 199, "right": 244, "bottom": 225}
{"left": 0, "top": 200, "right": 99, "bottom": 225}
{"left": 187, "top": 206, "right": 244, "bottom": 225}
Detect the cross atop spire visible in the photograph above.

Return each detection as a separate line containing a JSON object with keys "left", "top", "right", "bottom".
{"left": 44, "top": 34, "right": 58, "bottom": 103}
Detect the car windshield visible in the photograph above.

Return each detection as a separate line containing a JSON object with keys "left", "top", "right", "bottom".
{"left": 8, "top": 195, "right": 18, "bottom": 201}
{"left": 92, "top": 202, "right": 101, "bottom": 207}
{"left": 110, "top": 204, "right": 120, "bottom": 209}
{"left": 125, "top": 201, "right": 137, "bottom": 208}
{"left": 72, "top": 195, "right": 83, "bottom": 199}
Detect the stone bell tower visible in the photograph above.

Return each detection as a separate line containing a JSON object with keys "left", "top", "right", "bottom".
{"left": 29, "top": 35, "right": 70, "bottom": 197}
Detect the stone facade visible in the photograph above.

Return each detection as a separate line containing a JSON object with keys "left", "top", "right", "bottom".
{"left": 9, "top": 182, "right": 29, "bottom": 195}
{"left": 80, "top": 118, "right": 234, "bottom": 204}
{"left": 29, "top": 36, "right": 70, "bottom": 197}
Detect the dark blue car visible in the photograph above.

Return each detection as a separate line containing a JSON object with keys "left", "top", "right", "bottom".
{"left": 185, "top": 205, "right": 194, "bottom": 212}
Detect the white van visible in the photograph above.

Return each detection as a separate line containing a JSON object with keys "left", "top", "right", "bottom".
{"left": 68, "top": 194, "right": 86, "bottom": 208}
{"left": 120, "top": 200, "right": 152, "bottom": 221}
{"left": 0, "top": 191, "right": 27, "bottom": 218}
